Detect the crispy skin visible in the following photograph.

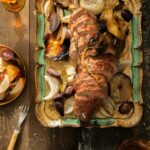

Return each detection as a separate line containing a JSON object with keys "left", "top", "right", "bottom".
{"left": 69, "top": 8, "right": 117, "bottom": 122}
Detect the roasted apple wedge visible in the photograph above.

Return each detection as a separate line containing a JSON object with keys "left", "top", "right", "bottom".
{"left": 100, "top": 8, "right": 128, "bottom": 40}
{"left": 10, "top": 77, "right": 25, "bottom": 96}
{"left": 110, "top": 73, "right": 132, "bottom": 103}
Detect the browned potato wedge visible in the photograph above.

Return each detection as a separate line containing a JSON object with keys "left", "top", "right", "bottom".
{"left": 6, "top": 64, "right": 20, "bottom": 82}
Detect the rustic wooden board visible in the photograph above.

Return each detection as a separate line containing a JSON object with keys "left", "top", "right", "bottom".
{"left": 0, "top": 1, "right": 29, "bottom": 150}
{"left": 0, "top": 0, "right": 150, "bottom": 150}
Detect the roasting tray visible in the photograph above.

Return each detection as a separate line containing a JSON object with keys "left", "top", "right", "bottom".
{"left": 34, "top": 0, "right": 143, "bottom": 128}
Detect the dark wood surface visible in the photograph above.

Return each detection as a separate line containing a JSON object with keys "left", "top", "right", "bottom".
{"left": 0, "top": 0, "right": 150, "bottom": 150}
{"left": 0, "top": 1, "right": 29, "bottom": 150}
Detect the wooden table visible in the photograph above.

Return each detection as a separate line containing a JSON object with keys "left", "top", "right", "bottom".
{"left": 0, "top": 1, "right": 29, "bottom": 150}
{"left": 0, "top": 1, "right": 150, "bottom": 150}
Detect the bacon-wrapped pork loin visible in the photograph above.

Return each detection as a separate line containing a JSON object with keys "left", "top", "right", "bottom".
{"left": 69, "top": 8, "right": 117, "bottom": 122}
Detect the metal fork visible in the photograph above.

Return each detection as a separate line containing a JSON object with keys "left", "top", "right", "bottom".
{"left": 7, "top": 101, "right": 31, "bottom": 150}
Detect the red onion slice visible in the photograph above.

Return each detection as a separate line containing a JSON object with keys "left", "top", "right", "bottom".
{"left": 0, "top": 48, "right": 14, "bottom": 60}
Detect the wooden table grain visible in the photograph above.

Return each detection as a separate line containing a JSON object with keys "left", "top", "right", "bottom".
{"left": 0, "top": 1, "right": 78, "bottom": 150}
{"left": 0, "top": 1, "right": 29, "bottom": 150}
{"left": 0, "top": 1, "right": 150, "bottom": 150}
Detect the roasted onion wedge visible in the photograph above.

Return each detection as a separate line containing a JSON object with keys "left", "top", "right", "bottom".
{"left": 64, "top": 96, "right": 74, "bottom": 115}
{"left": 43, "top": 76, "right": 60, "bottom": 100}
{"left": 0, "top": 74, "right": 9, "bottom": 94}
{"left": 80, "top": 0, "right": 104, "bottom": 15}
{"left": 44, "top": 100, "right": 61, "bottom": 120}
{"left": 35, "top": 101, "right": 61, "bottom": 127}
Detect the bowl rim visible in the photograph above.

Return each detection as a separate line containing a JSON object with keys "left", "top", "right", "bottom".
{"left": 117, "top": 138, "right": 149, "bottom": 150}
{"left": 0, "top": 44, "right": 26, "bottom": 106}
{"left": 2, "top": 0, "right": 26, "bottom": 12}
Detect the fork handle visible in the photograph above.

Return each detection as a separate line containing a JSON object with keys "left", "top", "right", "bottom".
{"left": 7, "top": 129, "right": 20, "bottom": 150}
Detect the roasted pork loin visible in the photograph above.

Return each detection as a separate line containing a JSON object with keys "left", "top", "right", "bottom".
{"left": 69, "top": 8, "right": 117, "bottom": 122}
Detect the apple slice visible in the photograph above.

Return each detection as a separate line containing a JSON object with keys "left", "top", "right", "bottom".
{"left": 43, "top": 76, "right": 60, "bottom": 100}
{"left": 0, "top": 74, "right": 9, "bottom": 94}
{"left": 0, "top": 93, "right": 5, "bottom": 101}
{"left": 0, "top": 58, "right": 5, "bottom": 73}
{"left": 65, "top": 64, "right": 76, "bottom": 83}
{"left": 10, "top": 78, "right": 25, "bottom": 96}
